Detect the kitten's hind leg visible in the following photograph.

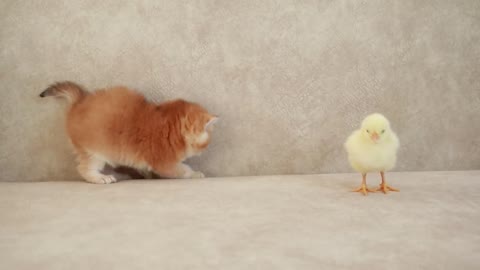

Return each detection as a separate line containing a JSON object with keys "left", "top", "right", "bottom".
{"left": 110, "top": 171, "right": 131, "bottom": 181}
{"left": 139, "top": 170, "right": 154, "bottom": 179}
{"left": 76, "top": 153, "right": 117, "bottom": 184}
{"left": 102, "top": 164, "right": 131, "bottom": 181}
{"left": 153, "top": 163, "right": 204, "bottom": 179}
{"left": 177, "top": 163, "right": 205, "bottom": 178}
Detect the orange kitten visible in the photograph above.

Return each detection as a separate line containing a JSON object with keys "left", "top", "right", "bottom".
{"left": 40, "top": 81, "right": 218, "bottom": 184}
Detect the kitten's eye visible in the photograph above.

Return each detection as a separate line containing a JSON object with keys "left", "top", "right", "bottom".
{"left": 381, "top": 130, "right": 385, "bottom": 134}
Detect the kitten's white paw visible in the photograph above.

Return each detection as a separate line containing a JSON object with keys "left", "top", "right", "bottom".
{"left": 101, "top": 175, "right": 117, "bottom": 184}
{"left": 191, "top": 171, "right": 205, "bottom": 179}
{"left": 86, "top": 174, "right": 117, "bottom": 184}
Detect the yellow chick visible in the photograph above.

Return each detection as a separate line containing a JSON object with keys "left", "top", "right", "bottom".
{"left": 344, "top": 113, "right": 400, "bottom": 195}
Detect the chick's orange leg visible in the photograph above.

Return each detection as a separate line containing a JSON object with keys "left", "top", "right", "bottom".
{"left": 352, "top": 173, "right": 375, "bottom": 196}
{"left": 376, "top": 172, "right": 399, "bottom": 194}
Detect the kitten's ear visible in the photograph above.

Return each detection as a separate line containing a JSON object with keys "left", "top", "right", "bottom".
{"left": 205, "top": 116, "right": 219, "bottom": 130}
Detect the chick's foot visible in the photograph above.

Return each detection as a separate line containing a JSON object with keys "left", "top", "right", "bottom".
{"left": 353, "top": 184, "right": 375, "bottom": 196}
{"left": 376, "top": 183, "right": 399, "bottom": 194}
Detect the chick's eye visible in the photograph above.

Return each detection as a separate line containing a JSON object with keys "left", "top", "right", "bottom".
{"left": 381, "top": 130, "right": 385, "bottom": 134}
{"left": 366, "top": 130, "right": 370, "bottom": 133}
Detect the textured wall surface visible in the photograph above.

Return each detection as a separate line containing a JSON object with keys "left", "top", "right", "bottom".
{"left": 0, "top": 0, "right": 479, "bottom": 181}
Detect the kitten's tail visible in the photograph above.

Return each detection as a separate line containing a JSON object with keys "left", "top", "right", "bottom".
{"left": 39, "top": 81, "right": 86, "bottom": 104}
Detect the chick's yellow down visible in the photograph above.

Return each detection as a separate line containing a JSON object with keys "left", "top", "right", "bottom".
{"left": 345, "top": 113, "right": 399, "bottom": 195}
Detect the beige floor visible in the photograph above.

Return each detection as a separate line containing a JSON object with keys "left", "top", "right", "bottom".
{"left": 1, "top": 171, "right": 479, "bottom": 270}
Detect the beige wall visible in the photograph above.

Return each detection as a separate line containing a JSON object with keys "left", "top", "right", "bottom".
{"left": 1, "top": 0, "right": 479, "bottom": 181}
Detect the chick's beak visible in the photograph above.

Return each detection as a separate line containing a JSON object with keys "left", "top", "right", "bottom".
{"left": 371, "top": 132, "right": 379, "bottom": 142}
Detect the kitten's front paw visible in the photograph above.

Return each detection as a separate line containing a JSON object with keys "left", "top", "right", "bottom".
{"left": 191, "top": 171, "right": 205, "bottom": 179}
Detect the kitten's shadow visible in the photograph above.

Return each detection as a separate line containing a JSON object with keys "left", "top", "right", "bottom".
{"left": 102, "top": 164, "right": 165, "bottom": 180}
